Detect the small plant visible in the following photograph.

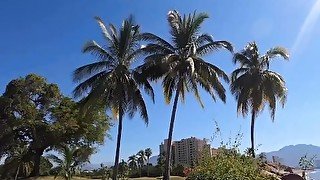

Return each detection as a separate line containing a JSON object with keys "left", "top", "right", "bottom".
{"left": 47, "top": 145, "right": 93, "bottom": 180}
{"left": 299, "top": 154, "right": 316, "bottom": 179}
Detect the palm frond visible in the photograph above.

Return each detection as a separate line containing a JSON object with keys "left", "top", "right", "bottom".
{"left": 266, "top": 47, "right": 289, "bottom": 60}
{"left": 162, "top": 74, "right": 177, "bottom": 104}
{"left": 73, "top": 61, "right": 112, "bottom": 82}
{"left": 196, "top": 41, "right": 233, "bottom": 56}
{"left": 190, "top": 11, "right": 209, "bottom": 36}
{"left": 73, "top": 71, "right": 109, "bottom": 98}
{"left": 94, "top": 16, "right": 113, "bottom": 43}
{"left": 189, "top": 78, "right": 204, "bottom": 108}
{"left": 46, "top": 154, "right": 63, "bottom": 165}
{"left": 82, "top": 41, "right": 116, "bottom": 62}
{"left": 133, "top": 70, "right": 155, "bottom": 103}
{"left": 139, "top": 33, "right": 175, "bottom": 51}
{"left": 231, "top": 67, "right": 249, "bottom": 82}
{"left": 195, "top": 33, "right": 214, "bottom": 46}
{"left": 233, "top": 52, "right": 250, "bottom": 65}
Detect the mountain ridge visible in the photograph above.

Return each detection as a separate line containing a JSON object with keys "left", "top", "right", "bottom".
{"left": 264, "top": 144, "right": 320, "bottom": 167}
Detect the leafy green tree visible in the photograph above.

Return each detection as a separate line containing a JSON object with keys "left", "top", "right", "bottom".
{"left": 47, "top": 145, "right": 93, "bottom": 180}
{"left": 145, "top": 148, "right": 152, "bottom": 176}
{"left": 231, "top": 42, "right": 289, "bottom": 157}
{"left": 0, "top": 74, "right": 110, "bottom": 177}
{"left": 128, "top": 155, "right": 138, "bottom": 170}
{"left": 137, "top": 150, "right": 146, "bottom": 177}
{"left": 138, "top": 10, "right": 233, "bottom": 180}
{"left": 73, "top": 16, "right": 154, "bottom": 180}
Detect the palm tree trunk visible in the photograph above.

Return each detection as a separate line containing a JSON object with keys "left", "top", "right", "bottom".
{"left": 113, "top": 105, "right": 124, "bottom": 180}
{"left": 147, "top": 158, "right": 150, "bottom": 177}
{"left": 163, "top": 87, "right": 180, "bottom": 180}
{"left": 250, "top": 111, "right": 256, "bottom": 158}
{"left": 30, "top": 148, "right": 44, "bottom": 177}
{"left": 15, "top": 165, "right": 20, "bottom": 180}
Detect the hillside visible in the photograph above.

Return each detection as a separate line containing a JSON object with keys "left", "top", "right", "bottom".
{"left": 265, "top": 144, "right": 320, "bottom": 167}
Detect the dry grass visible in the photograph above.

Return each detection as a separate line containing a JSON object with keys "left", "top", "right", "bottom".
{"left": 25, "top": 176, "right": 186, "bottom": 180}
{"left": 129, "top": 177, "right": 185, "bottom": 180}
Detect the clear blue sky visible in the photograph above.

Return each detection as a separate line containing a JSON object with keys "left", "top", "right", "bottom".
{"left": 1, "top": 0, "right": 320, "bottom": 164}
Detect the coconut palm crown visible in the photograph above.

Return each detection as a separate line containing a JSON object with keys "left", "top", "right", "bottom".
{"left": 73, "top": 16, "right": 154, "bottom": 180}
{"left": 230, "top": 42, "right": 289, "bottom": 157}
{"left": 138, "top": 10, "right": 233, "bottom": 180}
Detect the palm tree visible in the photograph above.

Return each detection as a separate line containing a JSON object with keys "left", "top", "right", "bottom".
{"left": 144, "top": 148, "right": 152, "bottom": 176}
{"left": 118, "top": 159, "right": 129, "bottom": 179}
{"left": 231, "top": 42, "right": 289, "bottom": 157}
{"left": 138, "top": 10, "right": 233, "bottom": 180}
{"left": 47, "top": 145, "right": 92, "bottom": 180}
{"left": 0, "top": 146, "right": 33, "bottom": 179}
{"left": 128, "top": 155, "right": 138, "bottom": 170}
{"left": 137, "top": 150, "right": 146, "bottom": 177}
{"left": 73, "top": 16, "right": 154, "bottom": 180}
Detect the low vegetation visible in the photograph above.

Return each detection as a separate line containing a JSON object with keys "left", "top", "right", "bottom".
{"left": 187, "top": 148, "right": 278, "bottom": 180}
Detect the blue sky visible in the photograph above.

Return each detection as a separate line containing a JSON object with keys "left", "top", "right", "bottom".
{"left": 1, "top": 0, "right": 320, "bottom": 164}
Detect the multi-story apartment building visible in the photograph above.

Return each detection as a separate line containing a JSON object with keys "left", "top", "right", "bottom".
{"left": 159, "top": 137, "right": 212, "bottom": 167}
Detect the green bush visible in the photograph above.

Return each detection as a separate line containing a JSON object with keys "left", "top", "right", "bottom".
{"left": 187, "top": 148, "right": 278, "bottom": 180}
{"left": 172, "top": 164, "right": 185, "bottom": 177}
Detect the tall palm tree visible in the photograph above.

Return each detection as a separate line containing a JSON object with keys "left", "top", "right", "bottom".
{"left": 231, "top": 42, "right": 289, "bottom": 157}
{"left": 128, "top": 155, "right": 138, "bottom": 170}
{"left": 137, "top": 150, "right": 146, "bottom": 177}
{"left": 138, "top": 10, "right": 233, "bottom": 180}
{"left": 144, "top": 148, "right": 152, "bottom": 176}
{"left": 73, "top": 16, "right": 154, "bottom": 180}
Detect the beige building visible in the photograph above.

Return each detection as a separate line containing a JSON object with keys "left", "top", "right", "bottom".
{"left": 159, "top": 137, "right": 212, "bottom": 167}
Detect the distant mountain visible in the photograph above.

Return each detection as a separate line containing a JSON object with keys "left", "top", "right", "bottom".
{"left": 149, "top": 155, "right": 158, "bottom": 165}
{"left": 264, "top": 144, "right": 320, "bottom": 167}
{"left": 82, "top": 162, "right": 113, "bottom": 170}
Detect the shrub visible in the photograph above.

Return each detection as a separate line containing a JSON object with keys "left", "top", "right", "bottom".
{"left": 187, "top": 148, "right": 278, "bottom": 180}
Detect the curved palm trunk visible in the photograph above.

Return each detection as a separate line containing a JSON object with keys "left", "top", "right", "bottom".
{"left": 112, "top": 106, "right": 124, "bottom": 180}
{"left": 163, "top": 88, "right": 180, "bottom": 180}
{"left": 250, "top": 111, "right": 256, "bottom": 158}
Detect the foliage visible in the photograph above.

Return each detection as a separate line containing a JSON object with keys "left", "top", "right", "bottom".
{"left": 73, "top": 15, "right": 154, "bottom": 180}
{"left": 299, "top": 154, "right": 316, "bottom": 170}
{"left": 40, "top": 156, "right": 53, "bottom": 176}
{"left": 118, "top": 159, "right": 129, "bottom": 179}
{"left": 138, "top": 10, "right": 233, "bottom": 180}
{"left": 145, "top": 148, "right": 152, "bottom": 176}
{"left": 0, "top": 145, "right": 33, "bottom": 179}
{"left": 258, "top": 153, "right": 268, "bottom": 164}
{"left": 187, "top": 149, "right": 277, "bottom": 180}
{"left": 128, "top": 154, "right": 138, "bottom": 170}
{"left": 47, "top": 145, "right": 93, "bottom": 180}
{"left": 171, "top": 164, "right": 185, "bottom": 177}
{"left": 0, "top": 74, "right": 110, "bottom": 178}
{"left": 157, "top": 152, "right": 166, "bottom": 175}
